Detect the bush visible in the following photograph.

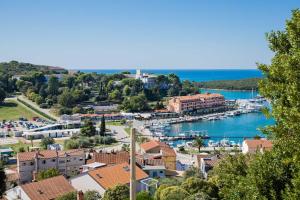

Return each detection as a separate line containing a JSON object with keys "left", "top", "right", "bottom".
{"left": 159, "top": 186, "right": 189, "bottom": 200}
{"left": 78, "top": 137, "right": 92, "bottom": 148}
{"left": 56, "top": 192, "right": 77, "bottom": 200}
{"left": 137, "top": 191, "right": 153, "bottom": 200}
{"left": 59, "top": 107, "right": 73, "bottom": 115}
{"left": 40, "top": 137, "right": 55, "bottom": 149}
{"left": 36, "top": 168, "right": 60, "bottom": 181}
{"left": 64, "top": 139, "right": 80, "bottom": 150}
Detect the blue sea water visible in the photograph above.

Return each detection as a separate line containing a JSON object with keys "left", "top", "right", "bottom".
{"left": 80, "top": 69, "right": 262, "bottom": 82}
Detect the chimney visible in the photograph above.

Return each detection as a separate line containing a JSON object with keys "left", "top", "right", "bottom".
{"left": 77, "top": 191, "right": 84, "bottom": 200}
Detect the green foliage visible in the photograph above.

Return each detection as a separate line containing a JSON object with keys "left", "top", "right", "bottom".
{"left": 103, "top": 184, "right": 129, "bottom": 200}
{"left": 183, "top": 166, "right": 203, "bottom": 179}
{"left": 0, "top": 61, "right": 67, "bottom": 76}
{"left": 137, "top": 191, "right": 153, "bottom": 200}
{"left": 184, "top": 192, "right": 212, "bottom": 200}
{"left": 120, "top": 93, "right": 149, "bottom": 112}
{"left": 56, "top": 191, "right": 77, "bottom": 200}
{"left": 80, "top": 120, "right": 96, "bottom": 137}
{"left": 181, "top": 177, "right": 218, "bottom": 198}
{"left": 36, "top": 168, "right": 60, "bottom": 181}
{"left": 193, "top": 136, "right": 204, "bottom": 152}
{"left": 40, "top": 137, "right": 55, "bottom": 149}
{"left": 0, "top": 87, "right": 6, "bottom": 104}
{"left": 159, "top": 186, "right": 189, "bottom": 200}
{"left": 58, "top": 89, "right": 75, "bottom": 108}
{"left": 100, "top": 115, "right": 106, "bottom": 136}
{"left": 47, "top": 76, "right": 60, "bottom": 96}
{"left": 196, "top": 78, "right": 260, "bottom": 90}
{"left": 64, "top": 139, "right": 80, "bottom": 150}
{"left": 84, "top": 190, "right": 101, "bottom": 200}
{"left": 0, "top": 162, "right": 6, "bottom": 197}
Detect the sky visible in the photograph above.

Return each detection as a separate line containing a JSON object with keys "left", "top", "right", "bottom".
{"left": 0, "top": 0, "right": 299, "bottom": 69}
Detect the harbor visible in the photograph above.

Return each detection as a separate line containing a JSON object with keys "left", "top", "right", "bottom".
{"left": 137, "top": 96, "right": 273, "bottom": 148}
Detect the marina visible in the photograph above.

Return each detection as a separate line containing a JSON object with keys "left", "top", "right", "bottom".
{"left": 139, "top": 95, "right": 274, "bottom": 148}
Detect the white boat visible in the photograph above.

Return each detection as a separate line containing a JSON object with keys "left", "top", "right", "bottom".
{"left": 208, "top": 140, "right": 219, "bottom": 147}
{"left": 220, "top": 139, "right": 231, "bottom": 147}
{"left": 185, "top": 141, "right": 193, "bottom": 147}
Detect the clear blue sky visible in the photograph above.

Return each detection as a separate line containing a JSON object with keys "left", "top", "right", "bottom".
{"left": 0, "top": 0, "right": 299, "bottom": 69}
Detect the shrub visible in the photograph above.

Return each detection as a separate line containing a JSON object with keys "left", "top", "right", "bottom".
{"left": 64, "top": 139, "right": 80, "bottom": 150}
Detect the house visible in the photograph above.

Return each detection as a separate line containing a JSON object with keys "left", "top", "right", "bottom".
{"left": 17, "top": 149, "right": 85, "bottom": 183}
{"left": 87, "top": 151, "right": 130, "bottom": 166}
{"left": 242, "top": 139, "right": 273, "bottom": 154}
{"left": 136, "top": 154, "right": 166, "bottom": 178}
{"left": 5, "top": 176, "right": 75, "bottom": 200}
{"left": 70, "top": 162, "right": 149, "bottom": 197}
{"left": 200, "top": 155, "right": 223, "bottom": 179}
{"left": 140, "top": 140, "right": 176, "bottom": 170}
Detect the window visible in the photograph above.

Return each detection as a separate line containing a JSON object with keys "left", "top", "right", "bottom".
{"left": 160, "top": 171, "right": 164, "bottom": 174}
{"left": 30, "top": 162, "right": 34, "bottom": 166}
{"left": 42, "top": 160, "right": 46, "bottom": 164}
{"left": 52, "top": 159, "right": 56, "bottom": 162}
{"left": 22, "top": 162, "right": 26, "bottom": 166}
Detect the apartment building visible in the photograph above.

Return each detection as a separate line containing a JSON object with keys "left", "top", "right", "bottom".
{"left": 167, "top": 93, "right": 226, "bottom": 113}
{"left": 17, "top": 149, "right": 85, "bottom": 183}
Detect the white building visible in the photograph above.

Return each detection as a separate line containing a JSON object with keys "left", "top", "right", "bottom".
{"left": 17, "top": 149, "right": 85, "bottom": 183}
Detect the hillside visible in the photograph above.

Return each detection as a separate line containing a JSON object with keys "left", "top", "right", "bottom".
{"left": 195, "top": 78, "right": 261, "bottom": 90}
{"left": 0, "top": 60, "right": 67, "bottom": 75}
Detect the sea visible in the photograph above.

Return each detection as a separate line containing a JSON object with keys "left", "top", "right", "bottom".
{"left": 80, "top": 69, "right": 274, "bottom": 145}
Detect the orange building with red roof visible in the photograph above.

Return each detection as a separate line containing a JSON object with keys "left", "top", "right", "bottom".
{"left": 167, "top": 93, "right": 225, "bottom": 113}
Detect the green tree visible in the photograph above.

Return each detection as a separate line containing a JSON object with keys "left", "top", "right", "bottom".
{"left": 58, "top": 89, "right": 74, "bottom": 108}
{"left": 159, "top": 186, "right": 189, "bottom": 200}
{"left": 80, "top": 120, "right": 96, "bottom": 137}
{"left": 103, "top": 184, "right": 129, "bottom": 200}
{"left": 120, "top": 93, "right": 149, "bottom": 112}
{"left": 36, "top": 168, "right": 60, "bottom": 181}
{"left": 193, "top": 136, "right": 204, "bottom": 152}
{"left": 100, "top": 115, "right": 106, "bottom": 136}
{"left": 0, "top": 162, "right": 6, "bottom": 197}
{"left": 28, "top": 135, "right": 34, "bottom": 147}
{"left": 47, "top": 76, "right": 59, "bottom": 96}
{"left": 40, "top": 137, "right": 55, "bottom": 149}
{"left": 0, "top": 87, "right": 6, "bottom": 104}
{"left": 183, "top": 166, "right": 203, "bottom": 179}
{"left": 84, "top": 190, "right": 101, "bottom": 200}
{"left": 56, "top": 191, "right": 77, "bottom": 200}
{"left": 181, "top": 177, "right": 218, "bottom": 198}
{"left": 137, "top": 191, "right": 153, "bottom": 200}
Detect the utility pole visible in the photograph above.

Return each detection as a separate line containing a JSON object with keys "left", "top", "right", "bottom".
{"left": 130, "top": 128, "right": 136, "bottom": 200}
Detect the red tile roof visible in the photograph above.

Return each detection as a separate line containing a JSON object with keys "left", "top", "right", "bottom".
{"left": 89, "top": 151, "right": 129, "bottom": 165}
{"left": 21, "top": 176, "right": 75, "bottom": 200}
{"left": 140, "top": 140, "right": 161, "bottom": 152}
{"left": 17, "top": 149, "right": 85, "bottom": 162}
{"left": 140, "top": 140, "right": 176, "bottom": 156}
{"left": 88, "top": 162, "right": 148, "bottom": 189}
{"left": 244, "top": 139, "right": 273, "bottom": 149}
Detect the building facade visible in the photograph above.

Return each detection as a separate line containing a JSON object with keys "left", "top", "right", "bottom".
{"left": 167, "top": 93, "right": 226, "bottom": 114}
{"left": 17, "top": 150, "right": 85, "bottom": 183}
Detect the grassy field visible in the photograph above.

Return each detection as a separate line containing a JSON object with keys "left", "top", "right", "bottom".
{"left": 0, "top": 100, "right": 42, "bottom": 121}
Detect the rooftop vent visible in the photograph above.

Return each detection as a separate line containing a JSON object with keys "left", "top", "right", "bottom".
{"left": 96, "top": 174, "right": 102, "bottom": 179}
